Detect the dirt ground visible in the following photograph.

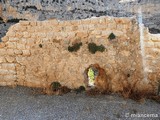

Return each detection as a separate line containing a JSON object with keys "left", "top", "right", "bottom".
{"left": 0, "top": 86, "right": 159, "bottom": 120}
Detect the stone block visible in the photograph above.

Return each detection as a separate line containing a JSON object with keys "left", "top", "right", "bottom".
{"left": 113, "top": 30, "right": 124, "bottom": 37}
{"left": 0, "top": 57, "right": 6, "bottom": 63}
{"left": 3, "top": 75, "right": 17, "bottom": 81}
{"left": 6, "top": 31, "right": 16, "bottom": 37}
{"left": 70, "top": 20, "right": 81, "bottom": 25}
{"left": 67, "top": 32, "right": 76, "bottom": 39}
{"left": 48, "top": 19, "right": 59, "bottom": 25}
{"left": 30, "top": 21, "right": 37, "bottom": 26}
{"left": 6, "top": 42, "right": 17, "bottom": 49}
{"left": 19, "top": 21, "right": 30, "bottom": 26}
{"left": 88, "top": 24, "right": 95, "bottom": 31}
{"left": 37, "top": 33, "right": 46, "bottom": 38}
{"left": 90, "top": 31, "right": 102, "bottom": 35}
{"left": 107, "top": 23, "right": 116, "bottom": 30}
{"left": 0, "top": 42, "right": 6, "bottom": 48}
{"left": 27, "top": 26, "right": 35, "bottom": 32}
{"left": 5, "top": 56, "right": 15, "bottom": 63}
{"left": 154, "top": 42, "right": 160, "bottom": 49}
{"left": 0, "top": 69, "right": 9, "bottom": 75}
{"left": 19, "top": 26, "right": 27, "bottom": 32}
{"left": 65, "top": 26, "right": 72, "bottom": 32}
{"left": 76, "top": 32, "right": 89, "bottom": 38}
{"left": 52, "top": 26, "right": 61, "bottom": 32}
{"left": 0, "top": 69, "right": 16, "bottom": 75}
{"left": 0, "top": 49, "right": 6, "bottom": 55}
{"left": 22, "top": 50, "right": 31, "bottom": 56}
{"left": 9, "top": 37, "right": 19, "bottom": 42}
{"left": 16, "top": 43, "right": 26, "bottom": 50}
{"left": 90, "top": 17, "right": 99, "bottom": 24}
{"left": 7, "top": 49, "right": 15, "bottom": 56}
{"left": 1, "top": 36, "right": 9, "bottom": 42}
{"left": 14, "top": 50, "right": 23, "bottom": 55}
{"left": 27, "top": 38, "right": 35, "bottom": 46}
{"left": 72, "top": 26, "right": 78, "bottom": 31}
{"left": 99, "top": 17, "right": 106, "bottom": 24}
{"left": 19, "top": 38, "right": 27, "bottom": 44}
{"left": 31, "top": 33, "right": 37, "bottom": 38}
{"left": 1, "top": 63, "right": 16, "bottom": 70}
{"left": 17, "top": 74, "right": 25, "bottom": 79}
{"left": 23, "top": 32, "right": 31, "bottom": 38}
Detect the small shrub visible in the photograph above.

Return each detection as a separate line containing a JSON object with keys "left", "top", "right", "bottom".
{"left": 68, "top": 42, "right": 82, "bottom": 52}
{"left": 88, "top": 42, "right": 105, "bottom": 54}
{"left": 74, "top": 86, "right": 86, "bottom": 94}
{"left": 108, "top": 33, "right": 116, "bottom": 40}
{"left": 50, "top": 82, "right": 61, "bottom": 91}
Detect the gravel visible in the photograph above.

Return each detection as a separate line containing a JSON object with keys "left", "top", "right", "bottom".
{"left": 0, "top": 86, "right": 159, "bottom": 120}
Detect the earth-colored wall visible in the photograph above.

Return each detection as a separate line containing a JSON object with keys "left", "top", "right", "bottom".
{"left": 0, "top": 16, "right": 159, "bottom": 93}
{"left": 145, "top": 33, "right": 160, "bottom": 82}
{"left": 0, "top": 0, "right": 160, "bottom": 41}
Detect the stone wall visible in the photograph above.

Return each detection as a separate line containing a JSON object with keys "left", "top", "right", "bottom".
{"left": 0, "top": 0, "right": 160, "bottom": 41}
{"left": 145, "top": 33, "right": 160, "bottom": 82}
{"left": 0, "top": 16, "right": 159, "bottom": 93}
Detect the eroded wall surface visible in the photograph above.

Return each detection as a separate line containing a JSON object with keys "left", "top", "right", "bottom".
{"left": 0, "top": 16, "right": 159, "bottom": 93}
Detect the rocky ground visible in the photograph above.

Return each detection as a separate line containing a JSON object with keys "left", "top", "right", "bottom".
{"left": 0, "top": 86, "right": 159, "bottom": 120}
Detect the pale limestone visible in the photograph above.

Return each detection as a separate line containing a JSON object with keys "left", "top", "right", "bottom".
{"left": 16, "top": 43, "right": 26, "bottom": 50}
{"left": 1, "top": 36, "right": 9, "bottom": 42}
{"left": 0, "top": 42, "right": 5, "bottom": 48}
{"left": 0, "top": 57, "right": 6, "bottom": 63}
{"left": 22, "top": 50, "right": 31, "bottom": 56}
{"left": 5, "top": 56, "right": 15, "bottom": 63}
{"left": 0, "top": 16, "right": 159, "bottom": 94}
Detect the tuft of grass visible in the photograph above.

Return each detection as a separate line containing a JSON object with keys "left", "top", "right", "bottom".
{"left": 88, "top": 42, "right": 105, "bottom": 54}
{"left": 108, "top": 33, "right": 116, "bottom": 40}
{"left": 50, "top": 82, "right": 61, "bottom": 91}
{"left": 68, "top": 42, "right": 82, "bottom": 52}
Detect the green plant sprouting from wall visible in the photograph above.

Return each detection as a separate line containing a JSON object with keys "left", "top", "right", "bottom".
{"left": 88, "top": 42, "right": 105, "bottom": 54}
{"left": 68, "top": 42, "right": 82, "bottom": 52}
{"left": 108, "top": 33, "right": 116, "bottom": 40}
{"left": 50, "top": 82, "right": 61, "bottom": 91}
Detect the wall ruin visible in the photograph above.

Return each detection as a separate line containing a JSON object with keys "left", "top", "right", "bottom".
{"left": 0, "top": 16, "right": 159, "bottom": 93}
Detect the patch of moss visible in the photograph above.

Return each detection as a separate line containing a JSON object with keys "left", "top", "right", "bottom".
{"left": 88, "top": 42, "right": 105, "bottom": 54}
{"left": 50, "top": 82, "right": 61, "bottom": 91}
{"left": 108, "top": 33, "right": 116, "bottom": 40}
{"left": 68, "top": 42, "right": 82, "bottom": 52}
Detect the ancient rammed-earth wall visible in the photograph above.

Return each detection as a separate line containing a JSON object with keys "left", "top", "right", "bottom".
{"left": 0, "top": 16, "right": 160, "bottom": 93}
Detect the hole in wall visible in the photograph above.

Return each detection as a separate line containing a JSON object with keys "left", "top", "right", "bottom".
{"left": 84, "top": 64, "right": 110, "bottom": 93}
{"left": 84, "top": 64, "right": 100, "bottom": 87}
{"left": 39, "top": 44, "right": 43, "bottom": 48}
{"left": 127, "top": 74, "right": 130, "bottom": 78}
